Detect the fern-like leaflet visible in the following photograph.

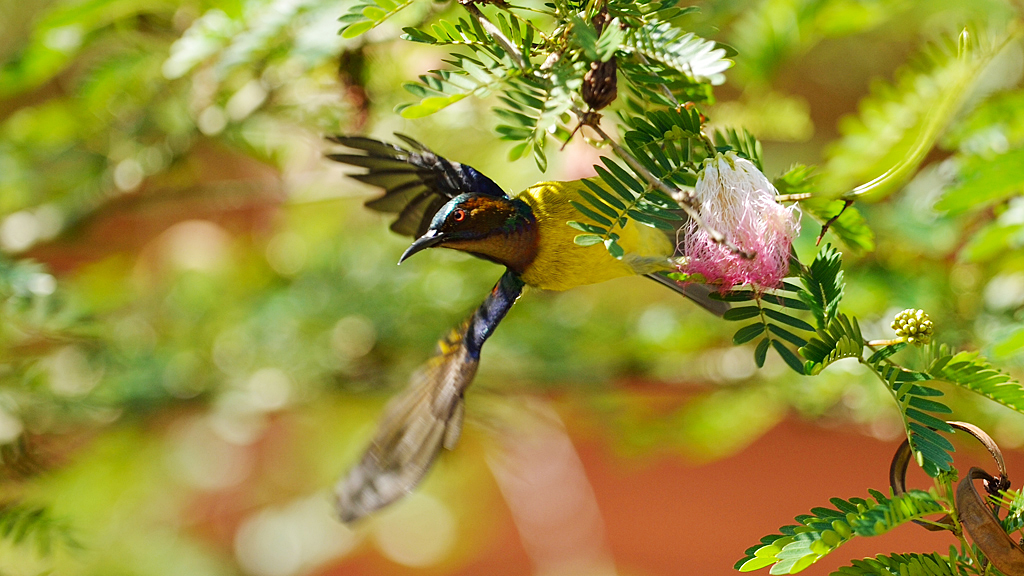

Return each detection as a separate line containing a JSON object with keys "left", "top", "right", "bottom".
{"left": 398, "top": 12, "right": 536, "bottom": 120}
{"left": 798, "top": 244, "right": 844, "bottom": 330}
{"left": 624, "top": 21, "right": 732, "bottom": 85}
{"left": 866, "top": 346, "right": 955, "bottom": 477}
{"left": 568, "top": 157, "right": 682, "bottom": 257}
{"left": 927, "top": 344, "right": 1024, "bottom": 413}
{"left": 398, "top": 51, "right": 525, "bottom": 119}
{"left": 799, "top": 313, "right": 863, "bottom": 375}
{"left": 718, "top": 281, "right": 814, "bottom": 374}
{"left": 0, "top": 502, "right": 78, "bottom": 555}
{"left": 495, "top": 69, "right": 580, "bottom": 171}
{"left": 832, "top": 552, "right": 959, "bottom": 576}
{"left": 994, "top": 488, "right": 1024, "bottom": 536}
{"left": 737, "top": 490, "right": 946, "bottom": 574}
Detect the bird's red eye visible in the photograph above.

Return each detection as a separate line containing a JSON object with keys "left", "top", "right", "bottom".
{"left": 453, "top": 209, "right": 466, "bottom": 221}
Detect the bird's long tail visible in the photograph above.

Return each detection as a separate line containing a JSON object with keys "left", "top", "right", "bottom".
{"left": 335, "top": 325, "right": 474, "bottom": 522}
{"left": 335, "top": 272, "right": 525, "bottom": 522}
{"left": 646, "top": 271, "right": 730, "bottom": 317}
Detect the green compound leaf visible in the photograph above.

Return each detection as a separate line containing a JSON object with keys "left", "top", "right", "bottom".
{"left": 799, "top": 244, "right": 845, "bottom": 330}
{"left": 866, "top": 354, "right": 955, "bottom": 477}
{"left": 831, "top": 552, "right": 958, "bottom": 576}
{"left": 800, "top": 314, "right": 863, "bottom": 375}
{"left": 737, "top": 491, "right": 945, "bottom": 574}
{"left": 577, "top": 158, "right": 686, "bottom": 260}
{"left": 624, "top": 21, "right": 732, "bottom": 85}
{"left": 722, "top": 284, "right": 815, "bottom": 374}
{"left": 0, "top": 502, "right": 79, "bottom": 556}
{"left": 339, "top": 0, "right": 417, "bottom": 38}
{"left": 928, "top": 344, "right": 1024, "bottom": 414}
{"left": 821, "top": 27, "right": 1019, "bottom": 202}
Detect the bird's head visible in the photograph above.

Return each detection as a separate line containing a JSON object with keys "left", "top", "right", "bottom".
{"left": 400, "top": 193, "right": 538, "bottom": 272}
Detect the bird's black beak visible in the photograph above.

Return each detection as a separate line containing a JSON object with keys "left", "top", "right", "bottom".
{"left": 399, "top": 230, "right": 446, "bottom": 263}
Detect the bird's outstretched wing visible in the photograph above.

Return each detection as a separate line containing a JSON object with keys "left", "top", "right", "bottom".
{"left": 335, "top": 271, "right": 525, "bottom": 523}
{"left": 326, "top": 134, "right": 508, "bottom": 237}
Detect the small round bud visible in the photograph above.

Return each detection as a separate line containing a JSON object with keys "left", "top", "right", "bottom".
{"left": 891, "top": 308, "right": 933, "bottom": 345}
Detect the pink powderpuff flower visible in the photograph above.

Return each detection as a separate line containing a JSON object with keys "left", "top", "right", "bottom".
{"left": 682, "top": 151, "right": 800, "bottom": 290}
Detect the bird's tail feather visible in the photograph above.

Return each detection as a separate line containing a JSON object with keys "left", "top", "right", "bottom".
{"left": 335, "top": 272, "right": 523, "bottom": 522}
{"left": 646, "top": 272, "right": 730, "bottom": 317}
{"left": 335, "top": 324, "right": 476, "bottom": 523}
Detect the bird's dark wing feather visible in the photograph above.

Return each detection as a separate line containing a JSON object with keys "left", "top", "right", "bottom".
{"left": 326, "top": 134, "right": 508, "bottom": 238}
{"left": 335, "top": 271, "right": 525, "bottom": 522}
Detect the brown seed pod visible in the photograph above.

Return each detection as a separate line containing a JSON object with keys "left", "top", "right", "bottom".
{"left": 957, "top": 467, "right": 1024, "bottom": 576}
{"left": 582, "top": 57, "right": 617, "bottom": 111}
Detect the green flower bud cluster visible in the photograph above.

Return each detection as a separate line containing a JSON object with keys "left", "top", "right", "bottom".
{"left": 891, "top": 309, "right": 933, "bottom": 345}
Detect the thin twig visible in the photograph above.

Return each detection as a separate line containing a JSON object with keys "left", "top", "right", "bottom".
{"left": 775, "top": 193, "right": 813, "bottom": 202}
{"left": 867, "top": 338, "right": 903, "bottom": 347}
{"left": 816, "top": 198, "right": 853, "bottom": 246}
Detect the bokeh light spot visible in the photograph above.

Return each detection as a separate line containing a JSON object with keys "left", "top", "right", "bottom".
{"left": 371, "top": 492, "right": 456, "bottom": 568}
{"left": 235, "top": 495, "right": 359, "bottom": 576}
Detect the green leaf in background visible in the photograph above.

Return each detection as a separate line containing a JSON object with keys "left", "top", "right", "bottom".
{"left": 339, "top": 0, "right": 417, "bottom": 38}
{"left": 934, "top": 147, "right": 1024, "bottom": 214}
{"left": 776, "top": 165, "right": 875, "bottom": 253}
{"left": 0, "top": 503, "right": 78, "bottom": 556}
{"left": 822, "top": 27, "right": 1021, "bottom": 202}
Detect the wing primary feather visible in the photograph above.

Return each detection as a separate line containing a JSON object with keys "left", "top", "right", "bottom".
{"left": 646, "top": 272, "right": 731, "bottom": 317}
{"left": 325, "top": 133, "right": 509, "bottom": 238}
{"left": 335, "top": 271, "right": 525, "bottom": 523}
{"left": 363, "top": 181, "right": 429, "bottom": 212}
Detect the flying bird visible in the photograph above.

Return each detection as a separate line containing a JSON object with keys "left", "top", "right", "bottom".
{"left": 327, "top": 134, "right": 727, "bottom": 522}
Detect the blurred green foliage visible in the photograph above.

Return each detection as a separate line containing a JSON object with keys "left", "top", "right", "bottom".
{"left": 0, "top": 0, "right": 1022, "bottom": 574}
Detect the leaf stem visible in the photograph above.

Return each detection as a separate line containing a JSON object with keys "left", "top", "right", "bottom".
{"left": 867, "top": 338, "right": 904, "bottom": 347}
{"left": 775, "top": 193, "right": 813, "bottom": 202}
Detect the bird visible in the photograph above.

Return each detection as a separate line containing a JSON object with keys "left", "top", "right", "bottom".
{"left": 326, "top": 134, "right": 728, "bottom": 522}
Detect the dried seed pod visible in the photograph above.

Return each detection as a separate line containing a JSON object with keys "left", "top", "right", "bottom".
{"left": 582, "top": 57, "right": 617, "bottom": 111}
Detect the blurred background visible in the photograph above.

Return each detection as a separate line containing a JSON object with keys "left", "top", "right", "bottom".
{"left": 1, "top": 0, "right": 1023, "bottom": 574}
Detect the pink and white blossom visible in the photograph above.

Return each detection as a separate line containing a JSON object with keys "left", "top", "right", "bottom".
{"left": 681, "top": 152, "right": 800, "bottom": 289}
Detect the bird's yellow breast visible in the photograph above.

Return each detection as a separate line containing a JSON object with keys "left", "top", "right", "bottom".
{"left": 514, "top": 180, "right": 675, "bottom": 291}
